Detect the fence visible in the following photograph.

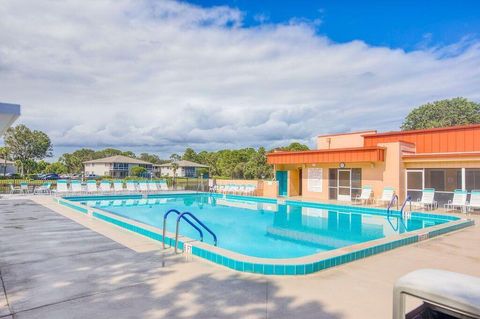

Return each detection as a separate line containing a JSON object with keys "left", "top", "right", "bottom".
{"left": 0, "top": 177, "right": 209, "bottom": 194}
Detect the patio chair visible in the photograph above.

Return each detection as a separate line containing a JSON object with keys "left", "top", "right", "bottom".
{"left": 99, "top": 181, "right": 112, "bottom": 193}
{"left": 467, "top": 190, "right": 480, "bottom": 212}
{"left": 377, "top": 187, "right": 396, "bottom": 206}
{"left": 138, "top": 181, "right": 149, "bottom": 192}
{"left": 126, "top": 181, "right": 137, "bottom": 192}
{"left": 70, "top": 180, "right": 83, "bottom": 194}
{"left": 86, "top": 180, "right": 98, "bottom": 193}
{"left": 159, "top": 180, "right": 169, "bottom": 191}
{"left": 353, "top": 186, "right": 374, "bottom": 205}
{"left": 147, "top": 181, "right": 159, "bottom": 192}
{"left": 54, "top": 180, "right": 70, "bottom": 194}
{"left": 413, "top": 188, "right": 437, "bottom": 210}
{"left": 34, "top": 182, "right": 52, "bottom": 195}
{"left": 444, "top": 189, "right": 468, "bottom": 213}
{"left": 113, "top": 180, "right": 124, "bottom": 193}
{"left": 19, "top": 182, "right": 30, "bottom": 194}
{"left": 9, "top": 183, "right": 22, "bottom": 194}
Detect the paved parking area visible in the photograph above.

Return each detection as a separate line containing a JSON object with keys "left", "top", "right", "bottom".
{"left": 1, "top": 198, "right": 479, "bottom": 318}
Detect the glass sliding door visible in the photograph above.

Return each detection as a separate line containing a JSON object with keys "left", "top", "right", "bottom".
{"left": 425, "top": 168, "right": 461, "bottom": 205}
{"left": 406, "top": 170, "right": 424, "bottom": 202}
{"left": 328, "top": 169, "right": 338, "bottom": 200}
{"left": 338, "top": 169, "right": 351, "bottom": 201}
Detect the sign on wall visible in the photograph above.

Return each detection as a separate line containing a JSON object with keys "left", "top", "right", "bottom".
{"left": 307, "top": 168, "right": 323, "bottom": 192}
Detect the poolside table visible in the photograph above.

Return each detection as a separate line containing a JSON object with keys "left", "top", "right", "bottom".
{"left": 393, "top": 269, "right": 480, "bottom": 319}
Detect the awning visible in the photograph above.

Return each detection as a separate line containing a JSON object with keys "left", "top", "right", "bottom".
{"left": 267, "top": 146, "right": 385, "bottom": 165}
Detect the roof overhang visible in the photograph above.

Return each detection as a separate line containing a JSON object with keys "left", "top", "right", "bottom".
{"left": 402, "top": 152, "right": 480, "bottom": 162}
{"left": 0, "top": 103, "right": 21, "bottom": 135}
{"left": 267, "top": 147, "right": 385, "bottom": 165}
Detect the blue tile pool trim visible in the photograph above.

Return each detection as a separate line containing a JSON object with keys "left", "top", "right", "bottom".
{"left": 56, "top": 195, "right": 474, "bottom": 276}
{"left": 58, "top": 199, "right": 89, "bottom": 214}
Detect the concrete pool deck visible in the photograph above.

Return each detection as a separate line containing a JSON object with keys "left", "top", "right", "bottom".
{"left": 0, "top": 196, "right": 479, "bottom": 318}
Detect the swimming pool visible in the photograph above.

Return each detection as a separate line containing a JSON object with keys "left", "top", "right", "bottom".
{"left": 60, "top": 193, "right": 473, "bottom": 275}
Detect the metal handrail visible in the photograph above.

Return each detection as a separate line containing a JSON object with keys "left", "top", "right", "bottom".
{"left": 387, "top": 194, "right": 399, "bottom": 216}
{"left": 162, "top": 209, "right": 203, "bottom": 249}
{"left": 174, "top": 211, "right": 217, "bottom": 253}
{"left": 400, "top": 195, "right": 412, "bottom": 216}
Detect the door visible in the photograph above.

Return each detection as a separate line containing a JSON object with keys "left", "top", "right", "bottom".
{"left": 338, "top": 169, "right": 351, "bottom": 201}
{"left": 276, "top": 171, "right": 288, "bottom": 196}
{"left": 298, "top": 168, "right": 302, "bottom": 196}
{"left": 406, "top": 170, "right": 424, "bottom": 202}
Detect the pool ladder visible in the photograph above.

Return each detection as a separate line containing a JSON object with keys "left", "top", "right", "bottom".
{"left": 162, "top": 209, "right": 217, "bottom": 254}
{"left": 387, "top": 195, "right": 412, "bottom": 232}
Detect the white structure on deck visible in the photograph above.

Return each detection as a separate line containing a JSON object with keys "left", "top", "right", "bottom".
{"left": 83, "top": 155, "right": 154, "bottom": 178}
{"left": 155, "top": 160, "right": 209, "bottom": 178}
{"left": 0, "top": 102, "right": 20, "bottom": 135}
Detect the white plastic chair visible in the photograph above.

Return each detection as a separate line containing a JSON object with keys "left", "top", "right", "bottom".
{"left": 86, "top": 181, "right": 98, "bottom": 193}
{"left": 34, "top": 182, "right": 52, "bottom": 195}
{"left": 353, "top": 186, "right": 373, "bottom": 205}
{"left": 378, "top": 187, "right": 395, "bottom": 206}
{"left": 126, "top": 181, "right": 137, "bottom": 192}
{"left": 148, "top": 181, "right": 159, "bottom": 192}
{"left": 413, "top": 188, "right": 437, "bottom": 210}
{"left": 444, "top": 189, "right": 467, "bottom": 212}
{"left": 100, "top": 181, "right": 112, "bottom": 193}
{"left": 159, "top": 181, "right": 169, "bottom": 191}
{"left": 113, "top": 181, "right": 124, "bottom": 193}
{"left": 467, "top": 190, "right": 480, "bottom": 212}
{"left": 70, "top": 180, "right": 83, "bottom": 194}
{"left": 55, "top": 180, "right": 70, "bottom": 194}
{"left": 138, "top": 181, "right": 149, "bottom": 192}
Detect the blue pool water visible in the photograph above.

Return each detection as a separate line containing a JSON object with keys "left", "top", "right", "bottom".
{"left": 74, "top": 194, "right": 452, "bottom": 259}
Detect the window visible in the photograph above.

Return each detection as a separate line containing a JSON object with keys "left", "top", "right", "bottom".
{"left": 328, "top": 169, "right": 337, "bottom": 200}
{"left": 425, "top": 169, "right": 461, "bottom": 192}
{"left": 351, "top": 168, "right": 362, "bottom": 198}
{"left": 466, "top": 169, "right": 480, "bottom": 192}
{"left": 113, "top": 163, "right": 128, "bottom": 170}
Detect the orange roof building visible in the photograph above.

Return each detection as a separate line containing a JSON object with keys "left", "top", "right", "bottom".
{"left": 266, "top": 124, "right": 480, "bottom": 205}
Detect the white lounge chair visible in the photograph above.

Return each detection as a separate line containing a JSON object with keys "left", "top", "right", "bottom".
{"left": 126, "top": 181, "right": 137, "bottom": 192}
{"left": 138, "top": 181, "right": 149, "bottom": 192}
{"left": 55, "top": 180, "right": 70, "bottom": 194}
{"left": 148, "top": 181, "right": 159, "bottom": 192}
{"left": 70, "top": 180, "right": 83, "bottom": 194}
{"left": 413, "top": 188, "right": 437, "bottom": 210}
{"left": 159, "top": 181, "right": 169, "bottom": 191}
{"left": 34, "top": 182, "right": 52, "bottom": 195}
{"left": 86, "top": 180, "right": 98, "bottom": 193}
{"left": 467, "top": 190, "right": 480, "bottom": 212}
{"left": 9, "top": 183, "right": 22, "bottom": 194}
{"left": 113, "top": 181, "right": 124, "bottom": 193}
{"left": 353, "top": 186, "right": 373, "bottom": 205}
{"left": 19, "top": 182, "right": 30, "bottom": 194}
{"left": 444, "top": 189, "right": 468, "bottom": 212}
{"left": 378, "top": 187, "right": 396, "bottom": 206}
{"left": 100, "top": 181, "right": 112, "bottom": 193}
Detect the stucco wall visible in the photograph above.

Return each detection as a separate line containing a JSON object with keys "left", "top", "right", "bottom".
{"left": 316, "top": 131, "right": 376, "bottom": 150}
{"left": 276, "top": 141, "right": 407, "bottom": 202}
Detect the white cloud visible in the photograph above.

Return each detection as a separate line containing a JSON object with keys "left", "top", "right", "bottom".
{"left": 0, "top": 0, "right": 479, "bottom": 156}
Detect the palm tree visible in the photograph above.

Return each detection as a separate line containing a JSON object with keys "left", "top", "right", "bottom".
{"left": 171, "top": 162, "right": 179, "bottom": 189}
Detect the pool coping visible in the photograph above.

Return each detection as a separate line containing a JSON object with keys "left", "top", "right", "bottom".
{"left": 55, "top": 193, "right": 475, "bottom": 276}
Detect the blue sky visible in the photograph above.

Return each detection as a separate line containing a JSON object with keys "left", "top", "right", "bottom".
{"left": 185, "top": 0, "right": 480, "bottom": 51}
{"left": 1, "top": 0, "right": 480, "bottom": 159}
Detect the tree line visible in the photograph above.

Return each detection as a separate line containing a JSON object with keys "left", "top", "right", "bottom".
{"left": 1, "top": 97, "right": 479, "bottom": 178}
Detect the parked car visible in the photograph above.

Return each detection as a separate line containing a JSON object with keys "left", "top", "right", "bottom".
{"left": 3, "top": 173, "right": 21, "bottom": 179}
{"left": 43, "top": 173, "right": 60, "bottom": 180}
